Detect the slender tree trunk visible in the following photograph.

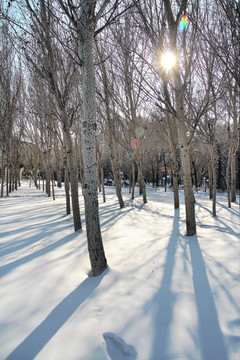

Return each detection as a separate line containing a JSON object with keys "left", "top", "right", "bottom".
{"left": 209, "top": 144, "right": 217, "bottom": 217}
{"left": 55, "top": 137, "right": 62, "bottom": 188}
{"left": 77, "top": 131, "right": 84, "bottom": 195}
{"left": 167, "top": 116, "right": 179, "bottom": 209}
{"left": 46, "top": 161, "right": 51, "bottom": 197}
{"left": 101, "top": 165, "right": 106, "bottom": 203}
{"left": 136, "top": 148, "right": 147, "bottom": 203}
{"left": 52, "top": 170, "right": 55, "bottom": 201}
{"left": 80, "top": 31, "right": 107, "bottom": 276}
{"left": 38, "top": 169, "right": 41, "bottom": 190}
{"left": 112, "top": 140, "right": 124, "bottom": 208}
{"left": 207, "top": 149, "right": 213, "bottom": 199}
{"left": 97, "top": 43, "right": 124, "bottom": 209}
{"left": 151, "top": 162, "right": 155, "bottom": 188}
{"left": 6, "top": 156, "right": 9, "bottom": 196}
{"left": 164, "top": 156, "right": 167, "bottom": 193}
{"left": 226, "top": 152, "right": 231, "bottom": 208}
{"left": 230, "top": 83, "right": 238, "bottom": 202}
{"left": 46, "top": 169, "right": 51, "bottom": 196}
{"left": 1, "top": 151, "right": 5, "bottom": 197}
{"left": 62, "top": 121, "right": 82, "bottom": 231}
{"left": 192, "top": 161, "right": 198, "bottom": 191}
{"left": 175, "top": 74, "right": 196, "bottom": 235}
{"left": 63, "top": 135, "right": 71, "bottom": 215}
{"left": 212, "top": 167, "right": 217, "bottom": 217}
{"left": 231, "top": 154, "right": 236, "bottom": 202}
{"left": 131, "top": 161, "right": 135, "bottom": 200}
{"left": 97, "top": 161, "right": 101, "bottom": 193}
{"left": 97, "top": 147, "right": 106, "bottom": 203}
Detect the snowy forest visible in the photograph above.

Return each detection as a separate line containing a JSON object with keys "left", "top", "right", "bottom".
{"left": 0, "top": 1, "right": 239, "bottom": 359}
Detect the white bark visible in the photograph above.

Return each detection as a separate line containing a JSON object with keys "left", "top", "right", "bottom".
{"left": 80, "top": 29, "right": 107, "bottom": 276}
{"left": 174, "top": 72, "right": 196, "bottom": 235}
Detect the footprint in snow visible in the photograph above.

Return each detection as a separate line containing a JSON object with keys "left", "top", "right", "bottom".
{"left": 103, "top": 332, "right": 137, "bottom": 360}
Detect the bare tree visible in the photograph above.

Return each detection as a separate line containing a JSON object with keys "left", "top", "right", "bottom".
{"left": 135, "top": 0, "right": 197, "bottom": 235}
{"left": 55, "top": 0, "right": 138, "bottom": 275}
{"left": 96, "top": 41, "right": 125, "bottom": 208}
{"left": 0, "top": 19, "right": 21, "bottom": 197}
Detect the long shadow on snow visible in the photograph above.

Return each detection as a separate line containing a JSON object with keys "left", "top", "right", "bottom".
{"left": 0, "top": 217, "right": 74, "bottom": 257}
{"left": 188, "top": 236, "right": 228, "bottom": 360}
{"left": 216, "top": 201, "right": 239, "bottom": 216}
{"left": 0, "top": 231, "right": 81, "bottom": 278}
{"left": 99, "top": 204, "right": 134, "bottom": 231}
{"left": 199, "top": 252, "right": 240, "bottom": 313}
{"left": 147, "top": 210, "right": 179, "bottom": 360}
{"left": 5, "top": 268, "right": 108, "bottom": 360}
{"left": 125, "top": 199, "right": 177, "bottom": 221}
{"left": 196, "top": 203, "right": 239, "bottom": 237}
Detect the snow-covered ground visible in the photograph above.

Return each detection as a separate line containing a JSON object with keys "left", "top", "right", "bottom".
{"left": 0, "top": 181, "right": 239, "bottom": 360}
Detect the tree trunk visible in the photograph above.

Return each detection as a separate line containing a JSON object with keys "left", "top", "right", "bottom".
{"left": 192, "top": 161, "right": 198, "bottom": 191}
{"left": 207, "top": 148, "right": 213, "bottom": 199}
{"left": 209, "top": 144, "right": 217, "bottom": 217}
{"left": 42, "top": 169, "right": 45, "bottom": 192}
{"left": 212, "top": 166, "right": 217, "bottom": 217}
{"left": 62, "top": 122, "right": 82, "bottom": 231}
{"left": 1, "top": 151, "right": 5, "bottom": 197}
{"left": 100, "top": 165, "right": 106, "bottom": 203}
{"left": 6, "top": 154, "right": 9, "bottom": 196}
{"left": 175, "top": 74, "right": 196, "bottom": 236}
{"left": 80, "top": 31, "right": 107, "bottom": 276}
{"left": 111, "top": 141, "right": 124, "bottom": 208}
{"left": 166, "top": 116, "right": 179, "bottom": 209}
{"left": 164, "top": 156, "right": 167, "bottom": 193}
{"left": 97, "top": 147, "right": 106, "bottom": 203}
{"left": 63, "top": 134, "right": 71, "bottom": 215}
{"left": 97, "top": 161, "right": 101, "bottom": 193}
{"left": 231, "top": 154, "right": 236, "bottom": 202}
{"left": 217, "top": 146, "right": 223, "bottom": 191}
{"left": 131, "top": 161, "right": 135, "bottom": 200}
{"left": 230, "top": 82, "right": 238, "bottom": 202}
{"left": 226, "top": 150, "right": 231, "bottom": 208}
{"left": 51, "top": 170, "right": 55, "bottom": 201}
{"left": 97, "top": 43, "right": 124, "bottom": 209}
{"left": 136, "top": 148, "right": 147, "bottom": 203}
{"left": 55, "top": 137, "right": 62, "bottom": 188}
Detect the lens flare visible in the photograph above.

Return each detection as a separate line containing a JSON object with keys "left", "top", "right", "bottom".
{"left": 131, "top": 138, "right": 140, "bottom": 150}
{"left": 160, "top": 51, "right": 176, "bottom": 72}
{"left": 178, "top": 14, "right": 187, "bottom": 34}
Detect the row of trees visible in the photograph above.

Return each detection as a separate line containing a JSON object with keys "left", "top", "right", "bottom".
{"left": 0, "top": 0, "right": 239, "bottom": 275}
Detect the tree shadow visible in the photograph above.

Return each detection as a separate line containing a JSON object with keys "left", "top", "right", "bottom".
{"left": 6, "top": 268, "right": 108, "bottom": 360}
{"left": 188, "top": 236, "right": 228, "bottom": 360}
{"left": 146, "top": 209, "right": 179, "bottom": 359}
{"left": 216, "top": 201, "right": 239, "bottom": 216}
{"left": 196, "top": 203, "right": 239, "bottom": 237}
{"left": 99, "top": 204, "right": 134, "bottom": 231}
{"left": 0, "top": 220, "right": 72, "bottom": 258}
{"left": 0, "top": 231, "right": 81, "bottom": 278}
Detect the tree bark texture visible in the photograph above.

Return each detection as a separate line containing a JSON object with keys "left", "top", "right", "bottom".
{"left": 62, "top": 119, "right": 82, "bottom": 231}
{"left": 208, "top": 144, "right": 217, "bottom": 217}
{"left": 136, "top": 148, "right": 147, "bottom": 204}
{"left": 175, "top": 73, "right": 196, "bottom": 235}
{"left": 230, "top": 83, "right": 238, "bottom": 202}
{"left": 80, "top": 30, "right": 107, "bottom": 276}
{"left": 63, "top": 133, "right": 71, "bottom": 215}
{"left": 98, "top": 45, "right": 124, "bottom": 208}
{"left": 167, "top": 116, "right": 179, "bottom": 209}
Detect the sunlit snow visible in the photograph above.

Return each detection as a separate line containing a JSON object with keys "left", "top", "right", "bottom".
{"left": 0, "top": 182, "right": 239, "bottom": 360}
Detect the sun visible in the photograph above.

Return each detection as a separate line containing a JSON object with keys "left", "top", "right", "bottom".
{"left": 160, "top": 51, "right": 176, "bottom": 72}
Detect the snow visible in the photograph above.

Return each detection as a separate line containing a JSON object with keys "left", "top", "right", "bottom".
{"left": 0, "top": 181, "right": 239, "bottom": 360}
